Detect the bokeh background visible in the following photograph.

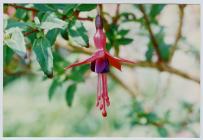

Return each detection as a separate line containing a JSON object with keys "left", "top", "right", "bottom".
{"left": 3, "top": 4, "right": 200, "bottom": 137}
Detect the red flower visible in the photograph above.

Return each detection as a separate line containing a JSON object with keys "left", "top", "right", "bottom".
{"left": 65, "top": 15, "right": 135, "bottom": 117}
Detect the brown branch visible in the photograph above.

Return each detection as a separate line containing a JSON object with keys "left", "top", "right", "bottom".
{"left": 23, "top": 29, "right": 39, "bottom": 36}
{"left": 125, "top": 61, "right": 200, "bottom": 83}
{"left": 7, "top": 4, "right": 93, "bottom": 22}
{"left": 112, "top": 4, "right": 120, "bottom": 24}
{"left": 63, "top": 42, "right": 94, "bottom": 55}
{"left": 169, "top": 5, "right": 185, "bottom": 62}
{"left": 4, "top": 68, "right": 32, "bottom": 76}
{"left": 56, "top": 40, "right": 199, "bottom": 84}
{"left": 109, "top": 72, "right": 137, "bottom": 98}
{"left": 7, "top": 4, "right": 38, "bottom": 12}
{"left": 138, "top": 5, "right": 162, "bottom": 63}
{"left": 77, "top": 17, "right": 93, "bottom": 21}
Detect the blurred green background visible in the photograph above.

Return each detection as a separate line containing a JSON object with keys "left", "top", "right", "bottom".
{"left": 3, "top": 4, "right": 200, "bottom": 137}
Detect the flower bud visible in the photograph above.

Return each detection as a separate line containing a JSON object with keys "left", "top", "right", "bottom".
{"left": 95, "top": 15, "right": 103, "bottom": 29}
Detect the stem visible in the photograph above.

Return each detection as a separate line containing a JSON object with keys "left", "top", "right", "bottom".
{"left": 97, "top": 4, "right": 103, "bottom": 16}
{"left": 77, "top": 17, "right": 93, "bottom": 21}
{"left": 7, "top": 4, "right": 38, "bottom": 12}
{"left": 169, "top": 5, "right": 185, "bottom": 62}
{"left": 138, "top": 5, "right": 162, "bottom": 63}
{"left": 7, "top": 4, "right": 93, "bottom": 22}
{"left": 113, "top": 4, "right": 120, "bottom": 56}
{"left": 126, "top": 61, "right": 200, "bottom": 83}
{"left": 114, "top": 46, "right": 120, "bottom": 57}
{"left": 109, "top": 72, "right": 137, "bottom": 98}
{"left": 55, "top": 40, "right": 200, "bottom": 84}
{"left": 23, "top": 29, "right": 39, "bottom": 36}
{"left": 112, "top": 4, "right": 120, "bottom": 24}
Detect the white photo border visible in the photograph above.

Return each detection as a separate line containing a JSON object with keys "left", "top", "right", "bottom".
{"left": 0, "top": 0, "right": 202, "bottom": 140}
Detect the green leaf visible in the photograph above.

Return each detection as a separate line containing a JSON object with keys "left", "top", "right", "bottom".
{"left": 69, "top": 64, "right": 89, "bottom": 82}
{"left": 60, "top": 28, "right": 69, "bottom": 40}
{"left": 158, "top": 44, "right": 170, "bottom": 62}
{"left": 65, "top": 84, "right": 77, "bottom": 106}
{"left": 106, "top": 43, "right": 112, "bottom": 51}
{"left": 40, "top": 13, "right": 67, "bottom": 31}
{"left": 34, "top": 4, "right": 57, "bottom": 12}
{"left": 132, "top": 100, "right": 144, "bottom": 113}
{"left": 63, "top": 4, "right": 77, "bottom": 14}
{"left": 6, "top": 19, "right": 34, "bottom": 29}
{"left": 149, "top": 5, "right": 165, "bottom": 24}
{"left": 15, "top": 8, "right": 27, "bottom": 19}
{"left": 27, "top": 31, "right": 37, "bottom": 44}
{"left": 33, "top": 37, "right": 53, "bottom": 78}
{"left": 4, "top": 27, "right": 27, "bottom": 59}
{"left": 116, "top": 38, "right": 133, "bottom": 45}
{"left": 146, "top": 112, "right": 159, "bottom": 123}
{"left": 46, "top": 28, "right": 60, "bottom": 46}
{"left": 3, "top": 45, "right": 14, "bottom": 66}
{"left": 48, "top": 78, "right": 60, "bottom": 100}
{"left": 76, "top": 4, "right": 97, "bottom": 11}
{"left": 118, "top": 29, "right": 130, "bottom": 36}
{"left": 68, "top": 19, "right": 89, "bottom": 47}
{"left": 3, "top": 15, "right": 8, "bottom": 29}
{"left": 150, "top": 5, "right": 165, "bottom": 18}
{"left": 145, "top": 43, "right": 154, "bottom": 61}
{"left": 157, "top": 127, "right": 168, "bottom": 137}
{"left": 154, "top": 29, "right": 170, "bottom": 62}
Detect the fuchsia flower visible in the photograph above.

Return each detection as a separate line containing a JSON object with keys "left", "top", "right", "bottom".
{"left": 64, "top": 15, "right": 136, "bottom": 117}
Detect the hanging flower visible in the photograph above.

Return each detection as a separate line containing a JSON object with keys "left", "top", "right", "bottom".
{"left": 64, "top": 14, "right": 136, "bottom": 117}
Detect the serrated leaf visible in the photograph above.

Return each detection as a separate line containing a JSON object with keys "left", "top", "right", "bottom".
{"left": 46, "top": 28, "right": 60, "bottom": 46}
{"left": 48, "top": 78, "right": 60, "bottom": 100}
{"left": 33, "top": 37, "right": 53, "bottom": 78}
{"left": 65, "top": 84, "right": 77, "bottom": 106}
{"left": 76, "top": 4, "right": 97, "bottom": 11}
{"left": 40, "top": 13, "right": 67, "bottom": 31}
{"left": 68, "top": 20, "right": 89, "bottom": 47}
{"left": 4, "top": 27, "right": 27, "bottom": 59}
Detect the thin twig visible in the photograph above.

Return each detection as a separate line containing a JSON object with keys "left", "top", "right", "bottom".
{"left": 56, "top": 41, "right": 200, "bottom": 84}
{"left": 125, "top": 61, "right": 200, "bottom": 83}
{"left": 112, "top": 4, "right": 120, "bottom": 24}
{"left": 7, "top": 4, "right": 93, "bottom": 22}
{"left": 109, "top": 72, "right": 137, "bottom": 98}
{"left": 23, "top": 29, "right": 39, "bottom": 36}
{"left": 7, "top": 4, "right": 38, "bottom": 12}
{"left": 138, "top": 5, "right": 162, "bottom": 63}
{"left": 77, "top": 17, "right": 93, "bottom": 21}
{"left": 113, "top": 4, "right": 121, "bottom": 57}
{"left": 169, "top": 5, "right": 185, "bottom": 62}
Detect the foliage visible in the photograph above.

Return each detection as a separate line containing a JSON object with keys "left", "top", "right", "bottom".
{"left": 3, "top": 4, "right": 200, "bottom": 137}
